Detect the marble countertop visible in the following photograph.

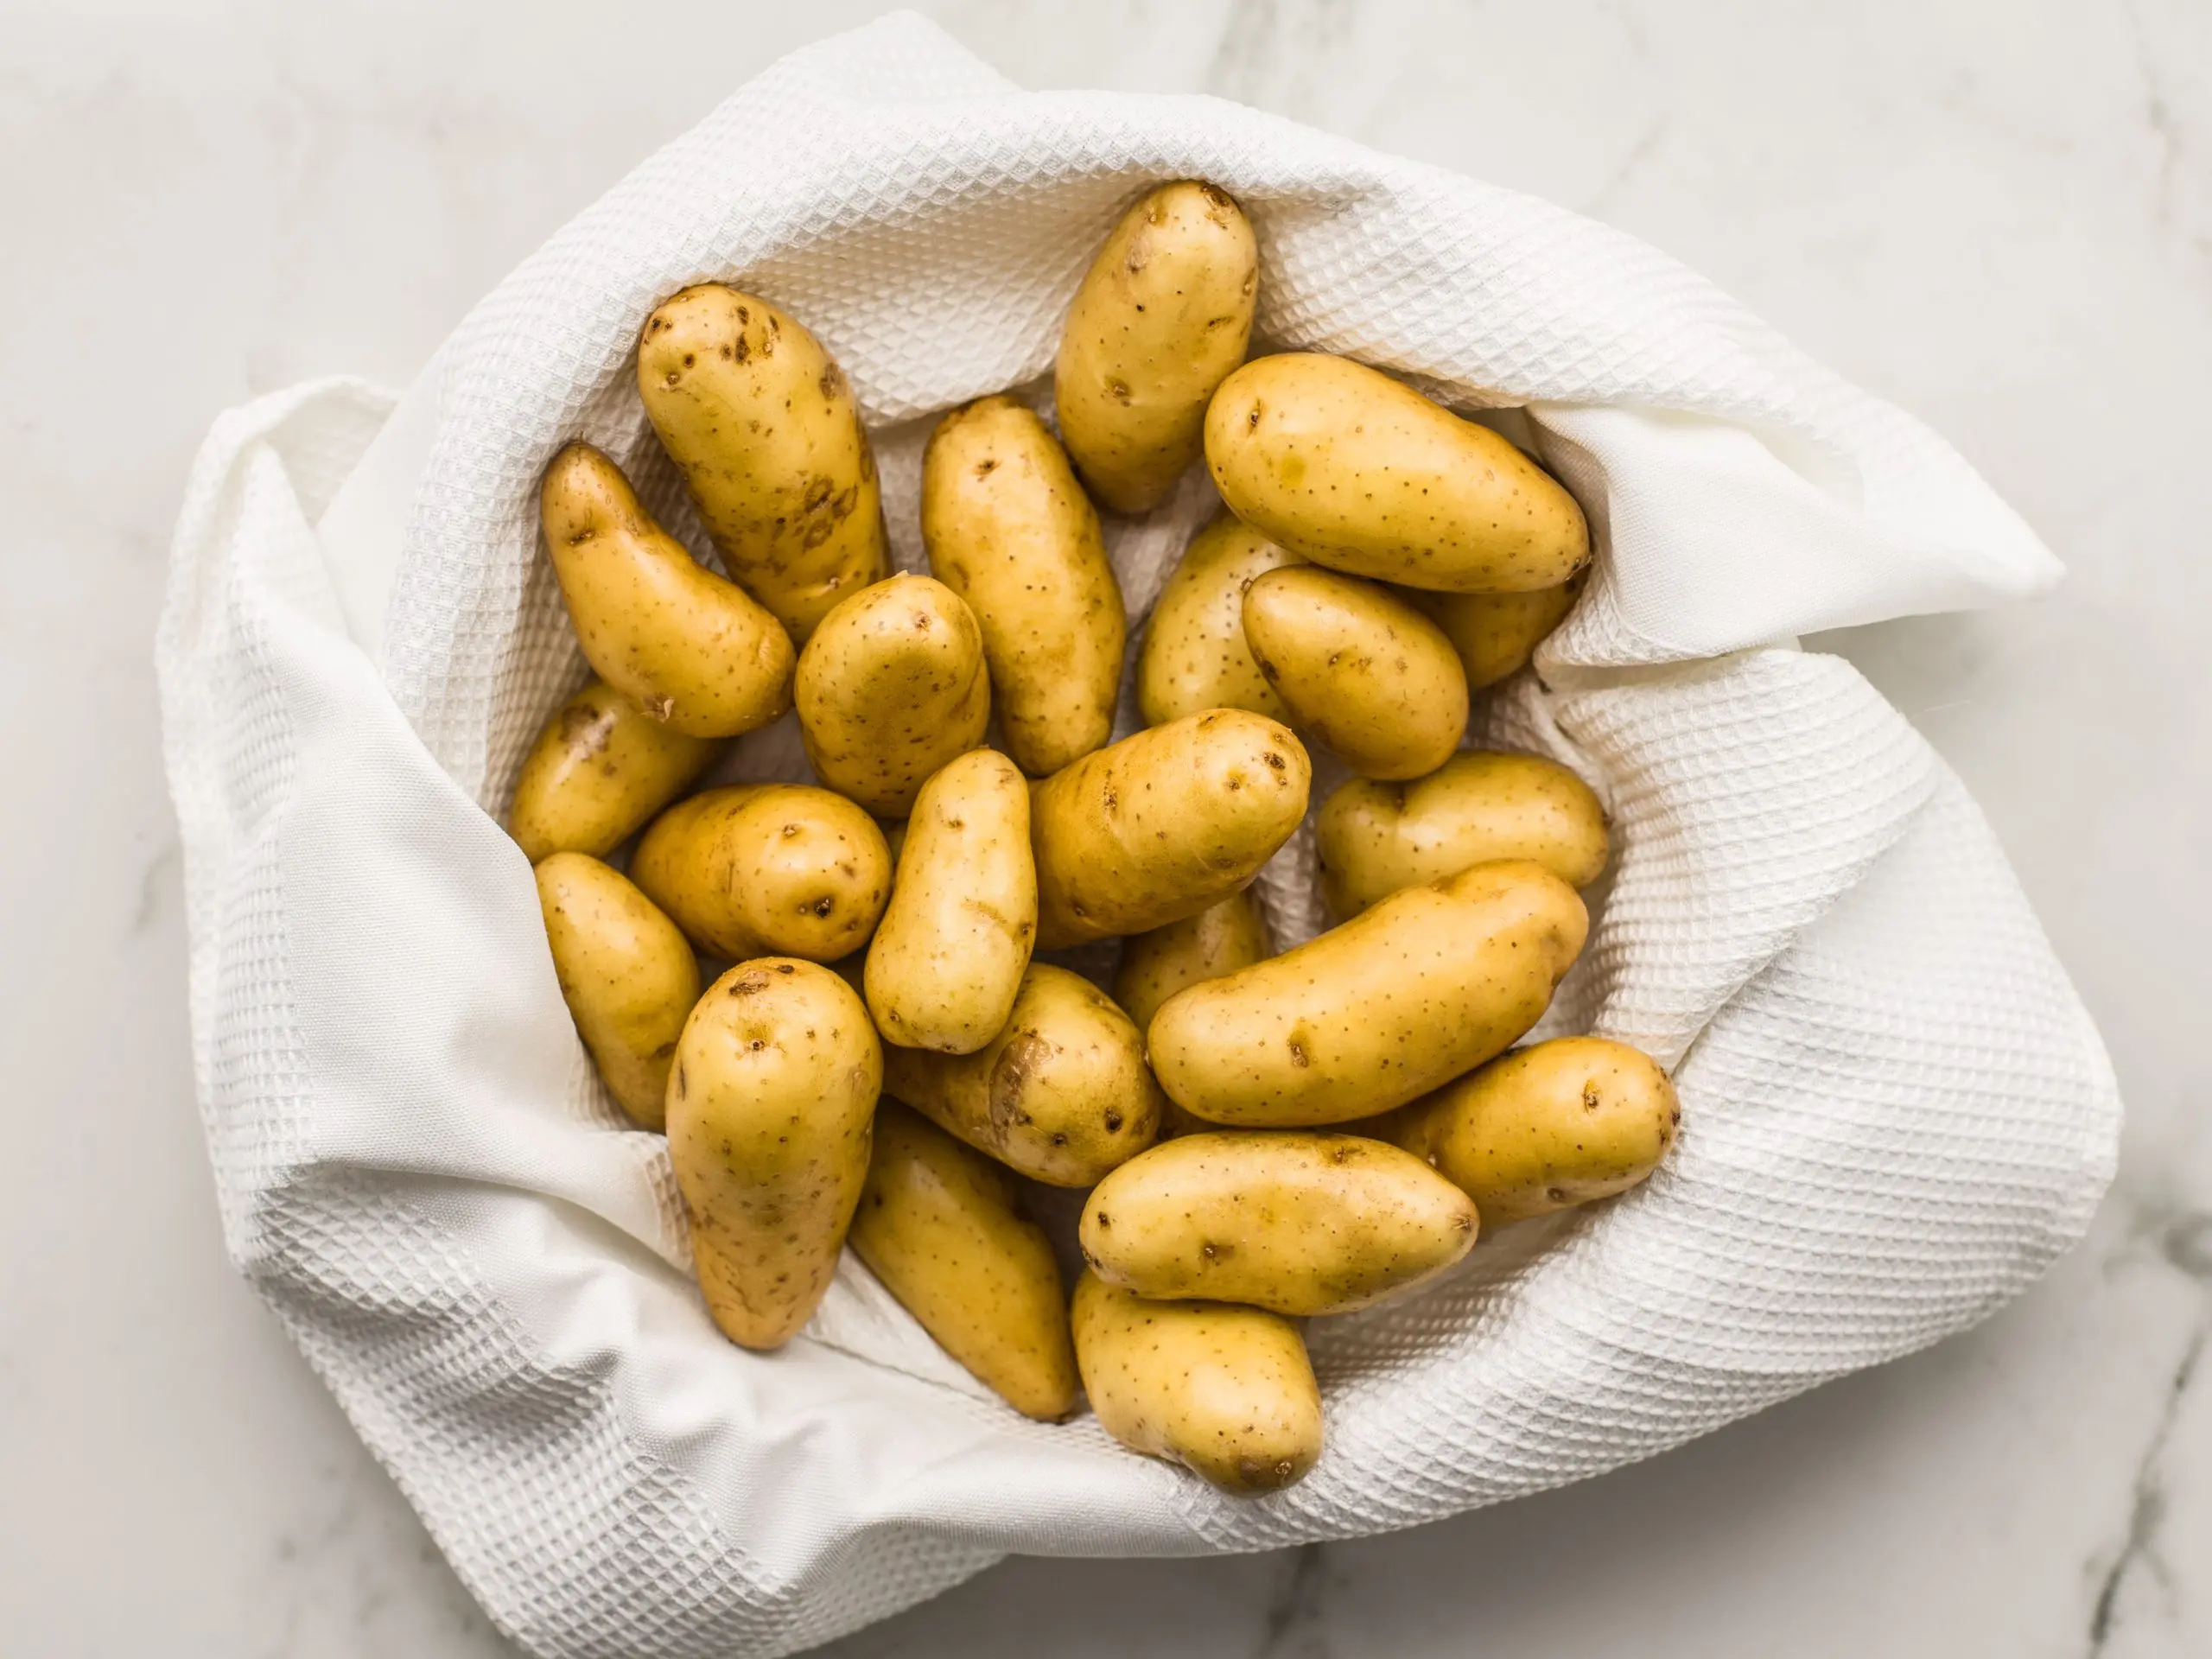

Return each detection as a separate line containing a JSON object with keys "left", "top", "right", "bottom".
{"left": 3, "top": 1, "right": 2206, "bottom": 1653}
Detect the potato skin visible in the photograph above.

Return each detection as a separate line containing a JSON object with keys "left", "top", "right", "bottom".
{"left": 1409, "top": 572, "right": 1583, "bottom": 690}
{"left": 881, "top": 963, "right": 1160, "bottom": 1186}
{"left": 540, "top": 443, "right": 795, "bottom": 737}
{"left": 534, "top": 853, "right": 700, "bottom": 1130}
{"left": 1135, "top": 516, "right": 1300, "bottom": 728}
{"left": 1317, "top": 751, "right": 1609, "bottom": 919}
{"left": 1113, "top": 890, "right": 1272, "bottom": 1036}
{"left": 1205, "top": 353, "right": 1590, "bottom": 594}
{"left": 1055, "top": 181, "right": 1259, "bottom": 515}
{"left": 632, "top": 785, "right": 892, "bottom": 963}
{"left": 795, "top": 574, "right": 990, "bottom": 817}
{"left": 864, "top": 748, "right": 1037, "bottom": 1054}
{"left": 1030, "top": 709, "right": 1311, "bottom": 950}
{"left": 637, "top": 285, "right": 889, "bottom": 640}
{"left": 667, "top": 959, "right": 880, "bottom": 1350}
{"left": 1242, "top": 566, "right": 1469, "bottom": 780}
{"left": 1148, "top": 860, "right": 1589, "bottom": 1127}
{"left": 1071, "top": 1272, "right": 1320, "bottom": 1496}
{"left": 1080, "top": 1132, "right": 1477, "bottom": 1316}
{"left": 849, "top": 1102, "right": 1079, "bottom": 1421}
{"left": 1369, "top": 1037, "right": 1680, "bottom": 1225}
{"left": 921, "top": 396, "right": 1126, "bottom": 776}
{"left": 509, "top": 677, "right": 727, "bottom": 862}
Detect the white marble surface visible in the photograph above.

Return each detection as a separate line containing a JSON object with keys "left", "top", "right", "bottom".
{"left": 2, "top": 0, "right": 2206, "bottom": 1653}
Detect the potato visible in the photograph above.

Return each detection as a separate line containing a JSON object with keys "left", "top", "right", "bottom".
{"left": 1055, "top": 181, "right": 1259, "bottom": 515}
{"left": 849, "top": 1102, "right": 1079, "bottom": 1421}
{"left": 795, "top": 574, "right": 990, "bottom": 817}
{"left": 637, "top": 285, "right": 889, "bottom": 639}
{"left": 921, "top": 396, "right": 1126, "bottom": 775}
{"left": 1148, "top": 859, "right": 1588, "bottom": 1127}
{"left": 1317, "top": 751, "right": 1609, "bottom": 919}
{"left": 1205, "top": 353, "right": 1590, "bottom": 593}
{"left": 533, "top": 853, "right": 700, "bottom": 1130}
{"left": 864, "top": 748, "right": 1036, "bottom": 1053}
{"left": 882, "top": 963, "right": 1160, "bottom": 1186}
{"left": 1112, "top": 890, "right": 1272, "bottom": 1035}
{"left": 1071, "top": 1272, "right": 1320, "bottom": 1495}
{"left": 632, "top": 785, "right": 891, "bottom": 963}
{"left": 1079, "top": 1131, "right": 1477, "bottom": 1315}
{"left": 508, "top": 677, "right": 727, "bottom": 862}
{"left": 1369, "top": 1037, "right": 1680, "bottom": 1225}
{"left": 540, "top": 443, "right": 795, "bottom": 737}
{"left": 1135, "top": 516, "right": 1300, "bottom": 728}
{"left": 667, "top": 958, "right": 880, "bottom": 1349}
{"left": 1030, "top": 709, "right": 1310, "bottom": 950}
{"left": 1409, "top": 572, "right": 1584, "bottom": 690}
{"left": 1242, "top": 566, "right": 1469, "bottom": 780}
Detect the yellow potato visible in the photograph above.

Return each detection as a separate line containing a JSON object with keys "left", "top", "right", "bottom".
{"left": 1205, "top": 353, "right": 1590, "bottom": 593}
{"left": 540, "top": 443, "right": 795, "bottom": 737}
{"left": 667, "top": 958, "right": 880, "bottom": 1350}
{"left": 882, "top": 963, "right": 1160, "bottom": 1186}
{"left": 1112, "top": 890, "right": 1272, "bottom": 1036}
{"left": 1079, "top": 1131, "right": 1477, "bottom": 1315}
{"left": 1409, "top": 571, "right": 1584, "bottom": 690}
{"left": 1317, "top": 751, "right": 1609, "bottom": 919}
{"left": 1030, "top": 709, "right": 1311, "bottom": 950}
{"left": 1369, "top": 1037, "right": 1680, "bottom": 1225}
{"left": 921, "top": 396, "right": 1126, "bottom": 775}
{"left": 533, "top": 853, "right": 700, "bottom": 1130}
{"left": 864, "top": 748, "right": 1036, "bottom": 1053}
{"left": 1242, "top": 566, "right": 1469, "bottom": 780}
{"left": 849, "top": 1102, "right": 1079, "bottom": 1421}
{"left": 795, "top": 574, "right": 990, "bottom": 817}
{"left": 1055, "top": 181, "right": 1259, "bottom": 515}
{"left": 632, "top": 785, "right": 891, "bottom": 963}
{"left": 637, "top": 285, "right": 889, "bottom": 639}
{"left": 508, "top": 677, "right": 727, "bottom": 862}
{"left": 1135, "top": 515, "right": 1300, "bottom": 728}
{"left": 1071, "top": 1272, "right": 1320, "bottom": 1496}
{"left": 1148, "top": 859, "right": 1588, "bottom": 1127}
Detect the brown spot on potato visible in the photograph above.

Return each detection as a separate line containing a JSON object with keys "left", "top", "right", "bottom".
{"left": 988, "top": 1033, "right": 1051, "bottom": 1139}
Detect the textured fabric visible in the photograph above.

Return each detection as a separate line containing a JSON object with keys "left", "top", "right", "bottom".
{"left": 156, "top": 15, "right": 2118, "bottom": 1657}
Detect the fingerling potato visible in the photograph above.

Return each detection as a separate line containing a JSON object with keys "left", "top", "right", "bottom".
{"left": 509, "top": 677, "right": 727, "bottom": 862}
{"left": 1072, "top": 1272, "right": 1321, "bottom": 1495}
{"left": 864, "top": 748, "right": 1036, "bottom": 1053}
{"left": 1242, "top": 565, "right": 1469, "bottom": 780}
{"left": 540, "top": 442, "right": 794, "bottom": 737}
{"left": 1031, "top": 709, "right": 1310, "bottom": 950}
{"left": 1409, "top": 572, "right": 1584, "bottom": 690}
{"left": 795, "top": 573, "right": 990, "bottom": 817}
{"left": 1112, "top": 889, "right": 1272, "bottom": 1035}
{"left": 1369, "top": 1037, "right": 1680, "bottom": 1224}
{"left": 1135, "top": 515, "right": 1300, "bottom": 728}
{"left": 1205, "top": 353, "right": 1589, "bottom": 593}
{"left": 922, "top": 396, "right": 1125, "bottom": 775}
{"left": 1148, "top": 860, "right": 1588, "bottom": 1127}
{"left": 667, "top": 958, "right": 880, "bottom": 1349}
{"left": 638, "top": 285, "right": 889, "bottom": 639}
{"left": 1079, "top": 1131, "right": 1477, "bottom": 1315}
{"left": 882, "top": 963, "right": 1160, "bottom": 1186}
{"left": 1317, "top": 750, "right": 1609, "bottom": 918}
{"left": 534, "top": 852, "right": 700, "bottom": 1129}
{"left": 849, "top": 1102, "right": 1079, "bottom": 1421}
{"left": 1055, "top": 181, "right": 1259, "bottom": 514}
{"left": 632, "top": 784, "right": 891, "bottom": 962}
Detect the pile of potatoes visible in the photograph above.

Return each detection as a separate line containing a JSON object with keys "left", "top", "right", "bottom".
{"left": 520, "top": 181, "right": 1679, "bottom": 1496}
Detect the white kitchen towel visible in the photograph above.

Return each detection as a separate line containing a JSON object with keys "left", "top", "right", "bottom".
{"left": 156, "top": 13, "right": 2119, "bottom": 1657}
